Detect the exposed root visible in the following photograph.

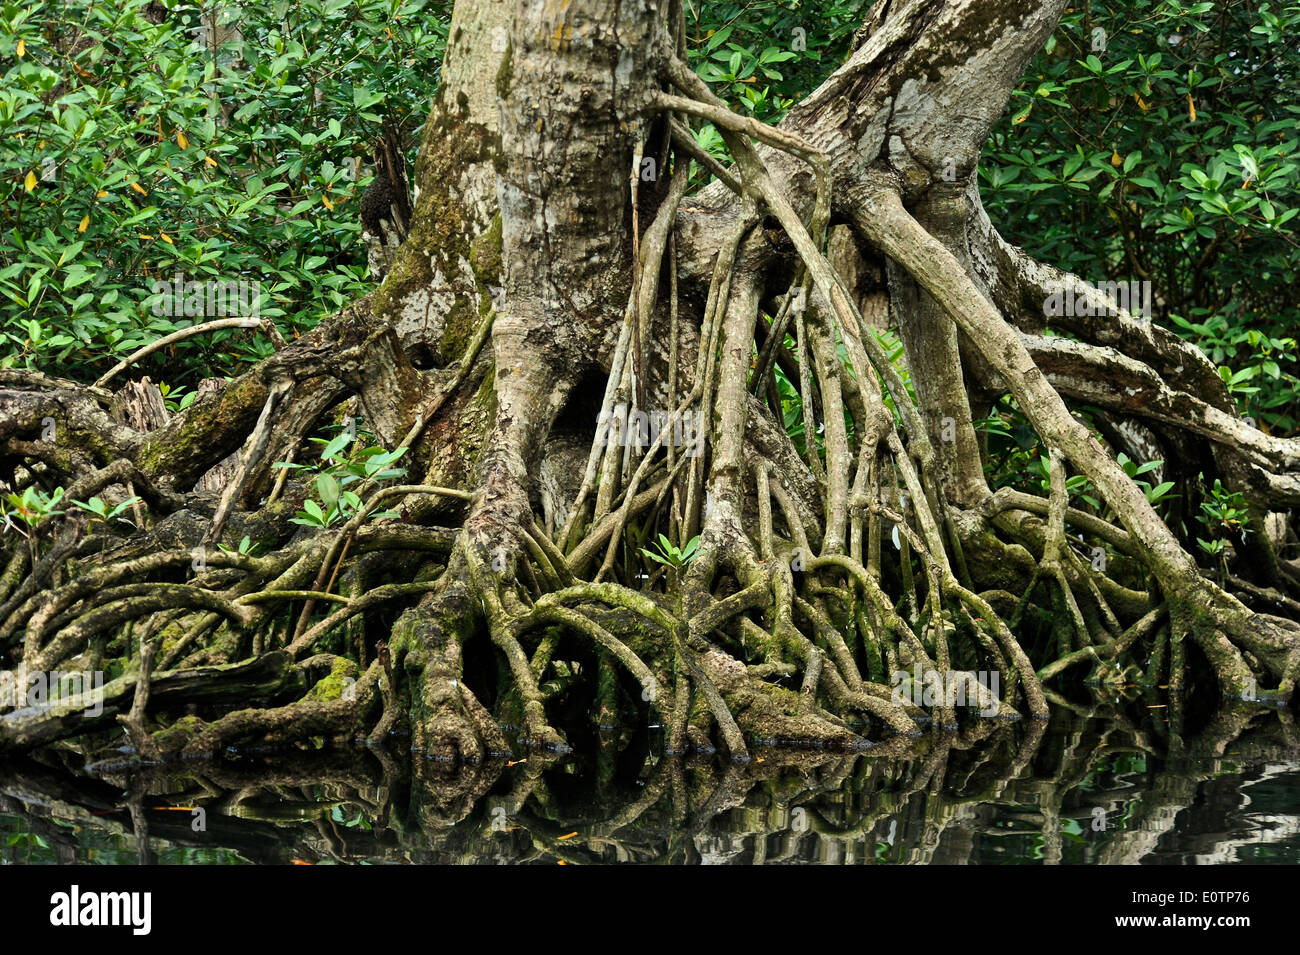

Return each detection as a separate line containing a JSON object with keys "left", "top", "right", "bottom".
{"left": 2, "top": 0, "right": 1295, "bottom": 769}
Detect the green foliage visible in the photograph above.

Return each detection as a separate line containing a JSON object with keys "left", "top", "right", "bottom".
{"left": 641, "top": 533, "right": 700, "bottom": 569}
{"left": 688, "top": 1, "right": 869, "bottom": 124}
{"left": 1, "top": 0, "right": 449, "bottom": 382}
{"left": 981, "top": 399, "right": 1179, "bottom": 517}
{"left": 0, "top": 484, "right": 64, "bottom": 530}
{"left": 70, "top": 493, "right": 140, "bottom": 527}
{"left": 158, "top": 378, "right": 198, "bottom": 413}
{"left": 684, "top": 1, "right": 868, "bottom": 166}
{"left": 771, "top": 355, "right": 808, "bottom": 451}
{"left": 1117, "top": 453, "right": 1176, "bottom": 504}
{"left": 1195, "top": 476, "right": 1252, "bottom": 569}
{"left": 273, "top": 423, "right": 407, "bottom": 528}
{"left": 983, "top": 0, "right": 1300, "bottom": 433}
{"left": 217, "top": 533, "right": 266, "bottom": 556}
{"left": 1198, "top": 476, "right": 1252, "bottom": 535}
{"left": 1025, "top": 454, "right": 1102, "bottom": 510}
{"left": 1171, "top": 311, "right": 1300, "bottom": 430}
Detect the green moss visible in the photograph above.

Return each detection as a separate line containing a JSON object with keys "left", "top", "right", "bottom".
{"left": 494, "top": 42, "right": 514, "bottom": 101}
{"left": 468, "top": 213, "right": 503, "bottom": 283}
{"left": 374, "top": 103, "right": 503, "bottom": 368}
{"left": 158, "top": 619, "right": 189, "bottom": 659}
{"left": 138, "top": 375, "right": 268, "bottom": 481}
{"left": 758, "top": 681, "right": 802, "bottom": 716}
{"left": 305, "top": 656, "right": 361, "bottom": 702}
{"left": 149, "top": 714, "right": 207, "bottom": 756}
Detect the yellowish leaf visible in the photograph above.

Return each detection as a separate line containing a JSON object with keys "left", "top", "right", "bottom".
{"left": 159, "top": 231, "right": 173, "bottom": 244}
{"left": 130, "top": 181, "right": 147, "bottom": 195}
{"left": 16, "top": 39, "right": 25, "bottom": 58}
{"left": 138, "top": 233, "right": 154, "bottom": 240}
{"left": 96, "top": 189, "right": 108, "bottom": 198}
{"left": 1111, "top": 151, "right": 1122, "bottom": 166}
{"left": 321, "top": 194, "right": 335, "bottom": 211}
{"left": 78, "top": 215, "right": 89, "bottom": 233}
{"left": 177, "top": 131, "right": 189, "bottom": 149}
{"left": 1187, "top": 93, "right": 1196, "bottom": 122}
{"left": 557, "top": 832, "right": 578, "bottom": 841}
{"left": 204, "top": 155, "right": 218, "bottom": 167}
{"left": 24, "top": 170, "right": 36, "bottom": 191}
{"left": 1134, "top": 92, "right": 1149, "bottom": 111}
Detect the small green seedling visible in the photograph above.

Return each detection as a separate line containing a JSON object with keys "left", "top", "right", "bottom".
{"left": 71, "top": 495, "right": 141, "bottom": 528}
{"left": 641, "top": 534, "right": 700, "bottom": 569}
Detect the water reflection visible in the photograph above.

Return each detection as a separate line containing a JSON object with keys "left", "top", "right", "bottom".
{"left": 2, "top": 697, "right": 1298, "bottom": 864}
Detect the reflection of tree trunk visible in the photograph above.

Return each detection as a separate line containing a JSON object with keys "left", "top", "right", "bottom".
{"left": 1091, "top": 705, "right": 1276, "bottom": 865}
{"left": 1189, "top": 765, "right": 1300, "bottom": 863}
{"left": 3, "top": 702, "right": 1290, "bottom": 864}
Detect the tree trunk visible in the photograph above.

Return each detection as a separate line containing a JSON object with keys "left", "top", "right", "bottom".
{"left": 3, "top": 0, "right": 1297, "bottom": 762}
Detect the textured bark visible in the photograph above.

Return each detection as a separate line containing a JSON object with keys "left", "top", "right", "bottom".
{"left": 3, "top": 0, "right": 1297, "bottom": 764}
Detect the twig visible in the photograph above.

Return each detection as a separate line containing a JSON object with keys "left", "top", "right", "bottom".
{"left": 94, "top": 318, "right": 267, "bottom": 389}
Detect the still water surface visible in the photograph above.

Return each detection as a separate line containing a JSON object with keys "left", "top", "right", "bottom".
{"left": 2, "top": 699, "right": 1298, "bottom": 864}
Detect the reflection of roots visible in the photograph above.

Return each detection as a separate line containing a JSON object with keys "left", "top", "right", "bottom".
{"left": 6, "top": 698, "right": 1293, "bottom": 865}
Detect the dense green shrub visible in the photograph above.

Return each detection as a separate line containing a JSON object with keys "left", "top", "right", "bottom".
{"left": 4, "top": 0, "right": 1294, "bottom": 443}
{"left": 982, "top": 0, "right": 1300, "bottom": 432}
{"left": 1, "top": 0, "right": 448, "bottom": 389}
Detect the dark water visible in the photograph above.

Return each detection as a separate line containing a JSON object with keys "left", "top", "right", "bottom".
{"left": 2, "top": 697, "right": 1298, "bottom": 864}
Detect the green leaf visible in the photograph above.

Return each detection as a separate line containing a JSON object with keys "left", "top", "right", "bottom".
{"left": 705, "top": 24, "right": 734, "bottom": 52}
{"left": 316, "top": 472, "right": 340, "bottom": 510}
{"left": 318, "top": 431, "right": 351, "bottom": 461}
{"left": 1146, "top": 481, "right": 1176, "bottom": 503}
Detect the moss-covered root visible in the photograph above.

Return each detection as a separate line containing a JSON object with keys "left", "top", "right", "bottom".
{"left": 700, "top": 647, "right": 871, "bottom": 754}
{"left": 389, "top": 584, "right": 510, "bottom": 763}
{"left": 174, "top": 657, "right": 382, "bottom": 759}
{"left": 1178, "top": 593, "right": 1300, "bottom": 704}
